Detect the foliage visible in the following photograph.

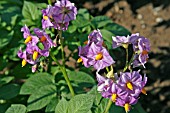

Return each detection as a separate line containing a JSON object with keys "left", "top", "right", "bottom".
{"left": 0, "top": 0, "right": 147, "bottom": 113}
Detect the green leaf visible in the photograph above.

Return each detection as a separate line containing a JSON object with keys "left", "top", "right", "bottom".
{"left": 72, "top": 16, "right": 90, "bottom": 28}
{"left": 0, "top": 30, "right": 14, "bottom": 49}
{"left": 104, "top": 23, "right": 130, "bottom": 36}
{"left": 22, "top": 1, "right": 41, "bottom": 20}
{"left": 88, "top": 86, "right": 102, "bottom": 105}
{"left": 67, "top": 71, "right": 95, "bottom": 87}
{"left": 91, "top": 16, "right": 113, "bottom": 28}
{"left": 20, "top": 73, "right": 55, "bottom": 95}
{"left": 45, "top": 97, "right": 59, "bottom": 113}
{"left": 0, "top": 84, "right": 20, "bottom": 100}
{"left": 94, "top": 98, "right": 108, "bottom": 113}
{"left": 67, "top": 94, "right": 94, "bottom": 113}
{"left": 78, "top": 8, "right": 90, "bottom": 20}
{"left": 27, "top": 85, "right": 56, "bottom": 111}
{"left": 0, "top": 76, "right": 14, "bottom": 86}
{"left": 68, "top": 25, "right": 77, "bottom": 33}
{"left": 100, "top": 29, "right": 113, "bottom": 44}
{"left": 55, "top": 98, "right": 68, "bottom": 113}
{"left": 1, "top": 0, "right": 22, "bottom": 6}
{"left": 87, "top": 110, "right": 92, "bottom": 113}
{"left": 5, "top": 104, "right": 26, "bottom": 113}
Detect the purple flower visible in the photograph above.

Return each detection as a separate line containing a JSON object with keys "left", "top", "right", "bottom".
{"left": 132, "top": 37, "right": 150, "bottom": 68}
{"left": 116, "top": 96, "right": 138, "bottom": 112}
{"left": 133, "top": 53, "right": 149, "bottom": 68}
{"left": 53, "top": 0, "right": 77, "bottom": 23}
{"left": 96, "top": 71, "right": 113, "bottom": 98}
{"left": 17, "top": 47, "right": 36, "bottom": 67}
{"left": 21, "top": 25, "right": 39, "bottom": 45}
{"left": 117, "top": 71, "right": 147, "bottom": 98}
{"left": 87, "top": 42, "right": 115, "bottom": 70}
{"left": 88, "top": 29, "right": 103, "bottom": 46}
{"left": 109, "top": 83, "right": 128, "bottom": 102}
{"left": 26, "top": 44, "right": 49, "bottom": 60}
{"left": 77, "top": 45, "right": 91, "bottom": 68}
{"left": 41, "top": 5, "right": 54, "bottom": 29}
{"left": 112, "top": 33, "right": 140, "bottom": 49}
{"left": 34, "top": 28, "right": 56, "bottom": 49}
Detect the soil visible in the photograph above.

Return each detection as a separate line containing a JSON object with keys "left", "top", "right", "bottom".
{"left": 73, "top": 0, "right": 170, "bottom": 113}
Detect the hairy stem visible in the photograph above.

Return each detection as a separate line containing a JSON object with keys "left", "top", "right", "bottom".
{"left": 58, "top": 30, "right": 75, "bottom": 97}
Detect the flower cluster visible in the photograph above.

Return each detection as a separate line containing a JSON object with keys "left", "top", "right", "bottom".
{"left": 112, "top": 33, "right": 150, "bottom": 68}
{"left": 77, "top": 29, "right": 115, "bottom": 70}
{"left": 18, "top": 25, "right": 56, "bottom": 72}
{"left": 96, "top": 70, "right": 147, "bottom": 112}
{"left": 18, "top": 0, "right": 77, "bottom": 72}
{"left": 42, "top": 0, "right": 77, "bottom": 30}
{"left": 79, "top": 31, "right": 150, "bottom": 112}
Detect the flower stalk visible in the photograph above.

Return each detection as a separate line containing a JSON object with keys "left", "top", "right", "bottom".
{"left": 58, "top": 30, "right": 75, "bottom": 97}
{"left": 103, "top": 99, "right": 112, "bottom": 113}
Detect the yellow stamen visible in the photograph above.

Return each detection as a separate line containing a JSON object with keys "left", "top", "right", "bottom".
{"left": 22, "top": 59, "right": 27, "bottom": 67}
{"left": 24, "top": 36, "right": 32, "bottom": 44}
{"left": 122, "top": 43, "right": 129, "bottom": 49}
{"left": 33, "top": 51, "right": 38, "bottom": 60}
{"left": 83, "top": 40, "right": 88, "bottom": 45}
{"left": 40, "top": 36, "right": 47, "bottom": 42}
{"left": 126, "top": 82, "right": 133, "bottom": 90}
{"left": 43, "top": 16, "right": 48, "bottom": 20}
{"left": 124, "top": 103, "right": 130, "bottom": 113}
{"left": 111, "top": 93, "right": 117, "bottom": 102}
{"left": 77, "top": 57, "right": 83, "bottom": 63}
{"left": 141, "top": 88, "right": 147, "bottom": 95}
{"left": 142, "top": 50, "right": 148, "bottom": 55}
{"left": 95, "top": 53, "right": 103, "bottom": 60}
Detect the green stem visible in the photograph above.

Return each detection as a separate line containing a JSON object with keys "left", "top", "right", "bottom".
{"left": 47, "top": 0, "right": 52, "bottom": 5}
{"left": 58, "top": 31, "right": 65, "bottom": 65}
{"left": 58, "top": 30, "right": 75, "bottom": 97}
{"left": 123, "top": 53, "right": 135, "bottom": 72}
{"left": 50, "top": 52, "right": 75, "bottom": 96}
{"left": 50, "top": 53, "right": 61, "bottom": 67}
{"left": 60, "top": 67, "right": 75, "bottom": 96}
{"left": 103, "top": 99, "right": 112, "bottom": 113}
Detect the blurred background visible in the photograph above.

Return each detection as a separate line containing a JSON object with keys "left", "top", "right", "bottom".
{"left": 1, "top": 0, "right": 170, "bottom": 113}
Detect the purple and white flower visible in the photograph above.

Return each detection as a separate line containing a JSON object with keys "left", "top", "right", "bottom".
{"left": 53, "top": 0, "right": 77, "bottom": 23}
{"left": 21, "top": 25, "right": 39, "bottom": 45}
{"left": 17, "top": 47, "right": 36, "bottom": 67}
{"left": 87, "top": 42, "right": 115, "bottom": 70}
{"left": 34, "top": 28, "right": 56, "bottom": 49}
{"left": 96, "top": 71, "right": 113, "bottom": 98}
{"left": 117, "top": 71, "right": 147, "bottom": 97}
{"left": 41, "top": 5, "right": 54, "bottom": 29}
{"left": 88, "top": 29, "right": 103, "bottom": 46}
